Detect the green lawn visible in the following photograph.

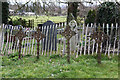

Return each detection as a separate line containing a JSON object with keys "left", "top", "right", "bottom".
{"left": 1, "top": 54, "right": 118, "bottom": 78}
{"left": 10, "top": 16, "right": 67, "bottom": 27}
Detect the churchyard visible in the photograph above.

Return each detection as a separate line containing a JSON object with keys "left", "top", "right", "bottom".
{"left": 0, "top": 19, "right": 119, "bottom": 78}
{"left": 0, "top": 0, "right": 120, "bottom": 79}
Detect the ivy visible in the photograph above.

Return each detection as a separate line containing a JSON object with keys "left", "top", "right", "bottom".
{"left": 2, "top": 2, "right": 9, "bottom": 24}
{"left": 96, "top": 2, "right": 120, "bottom": 25}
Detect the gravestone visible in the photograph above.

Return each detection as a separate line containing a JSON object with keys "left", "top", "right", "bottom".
{"left": 69, "top": 20, "right": 77, "bottom": 52}
{"left": 38, "top": 20, "right": 57, "bottom": 51}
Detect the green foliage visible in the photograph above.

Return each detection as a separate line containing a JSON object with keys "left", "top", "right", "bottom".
{"left": 8, "top": 52, "right": 20, "bottom": 61}
{"left": 96, "top": 2, "right": 120, "bottom": 45}
{"left": 2, "top": 2, "right": 9, "bottom": 24}
{"left": 85, "top": 2, "right": 120, "bottom": 26}
{"left": 6, "top": 52, "right": 32, "bottom": 61}
{"left": 85, "top": 9, "right": 96, "bottom": 25}
{"left": 10, "top": 16, "right": 67, "bottom": 27}
{"left": 12, "top": 18, "right": 27, "bottom": 27}
{"left": 8, "top": 52, "right": 19, "bottom": 58}
{"left": 2, "top": 54, "right": 118, "bottom": 78}
{"left": 96, "top": 2, "right": 120, "bottom": 25}
{"left": 12, "top": 19, "right": 21, "bottom": 26}
{"left": 50, "top": 54, "right": 61, "bottom": 59}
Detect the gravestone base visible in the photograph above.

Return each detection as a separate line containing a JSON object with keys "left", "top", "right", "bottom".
{"left": 70, "top": 35, "right": 76, "bottom": 52}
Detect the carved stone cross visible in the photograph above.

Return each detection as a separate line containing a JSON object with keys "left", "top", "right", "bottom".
{"left": 15, "top": 28, "right": 26, "bottom": 59}
{"left": 90, "top": 29, "right": 109, "bottom": 64}
{"left": 61, "top": 26, "right": 76, "bottom": 63}
{"left": 32, "top": 28, "right": 45, "bottom": 59}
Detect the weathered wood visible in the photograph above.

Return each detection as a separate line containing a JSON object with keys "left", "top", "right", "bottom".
{"left": 44, "top": 26, "right": 49, "bottom": 56}
{"left": 80, "top": 24, "right": 85, "bottom": 55}
{"left": 84, "top": 24, "right": 88, "bottom": 55}
{"left": 1, "top": 23, "right": 119, "bottom": 58}
{"left": 0, "top": 25, "right": 2, "bottom": 54}
{"left": 113, "top": 24, "right": 118, "bottom": 55}
{"left": 5, "top": 30, "right": 9, "bottom": 55}
{"left": 105, "top": 24, "right": 109, "bottom": 55}
{"left": 117, "top": 26, "right": 120, "bottom": 55}
{"left": 1, "top": 26, "right": 4, "bottom": 54}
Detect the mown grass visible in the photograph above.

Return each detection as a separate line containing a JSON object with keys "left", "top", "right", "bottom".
{"left": 10, "top": 16, "right": 67, "bottom": 27}
{"left": 1, "top": 53, "right": 118, "bottom": 78}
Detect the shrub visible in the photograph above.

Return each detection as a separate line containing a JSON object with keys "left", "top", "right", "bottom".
{"left": 8, "top": 52, "right": 19, "bottom": 58}
{"left": 12, "top": 19, "right": 21, "bottom": 26}
{"left": 85, "top": 9, "right": 96, "bottom": 26}
{"left": 85, "top": 2, "right": 120, "bottom": 47}
{"left": 96, "top": 2, "right": 120, "bottom": 47}
{"left": 85, "top": 2, "right": 120, "bottom": 26}
{"left": 96, "top": 2, "right": 120, "bottom": 25}
{"left": 12, "top": 18, "right": 27, "bottom": 27}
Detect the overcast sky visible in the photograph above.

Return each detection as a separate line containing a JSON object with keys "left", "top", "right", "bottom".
{"left": 8, "top": 0, "right": 120, "bottom": 7}
{"left": 8, "top": 0, "right": 120, "bottom": 3}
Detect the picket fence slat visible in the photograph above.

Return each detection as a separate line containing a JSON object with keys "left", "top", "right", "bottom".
{"left": 1, "top": 23, "right": 119, "bottom": 57}
{"left": 80, "top": 23, "right": 85, "bottom": 55}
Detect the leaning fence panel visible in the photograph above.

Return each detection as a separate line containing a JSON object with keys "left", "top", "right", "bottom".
{"left": 0, "top": 23, "right": 119, "bottom": 57}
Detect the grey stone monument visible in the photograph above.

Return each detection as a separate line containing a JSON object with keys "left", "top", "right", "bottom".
{"left": 69, "top": 20, "right": 77, "bottom": 52}
{"left": 38, "top": 20, "right": 57, "bottom": 51}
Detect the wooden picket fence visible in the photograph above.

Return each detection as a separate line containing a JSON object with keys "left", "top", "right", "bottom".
{"left": 0, "top": 23, "right": 119, "bottom": 57}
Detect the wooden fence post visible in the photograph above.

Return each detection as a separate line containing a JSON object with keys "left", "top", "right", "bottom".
{"left": 0, "top": 24, "right": 2, "bottom": 54}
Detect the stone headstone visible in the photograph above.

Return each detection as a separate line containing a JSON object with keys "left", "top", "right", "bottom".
{"left": 38, "top": 20, "right": 57, "bottom": 51}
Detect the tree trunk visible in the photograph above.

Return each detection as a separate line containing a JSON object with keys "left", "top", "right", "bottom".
{"left": 67, "top": 2, "right": 78, "bottom": 25}
{"left": 67, "top": 2, "right": 78, "bottom": 52}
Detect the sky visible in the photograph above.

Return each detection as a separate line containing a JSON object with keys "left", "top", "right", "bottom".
{"left": 8, "top": 0, "right": 120, "bottom": 3}
{"left": 8, "top": 0, "right": 120, "bottom": 7}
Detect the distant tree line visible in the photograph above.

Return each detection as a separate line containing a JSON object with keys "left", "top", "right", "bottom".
{"left": 2, "top": 2, "right": 9, "bottom": 24}
{"left": 85, "top": 2, "right": 120, "bottom": 26}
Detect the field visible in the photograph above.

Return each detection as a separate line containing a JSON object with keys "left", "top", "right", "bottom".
{"left": 1, "top": 53, "right": 118, "bottom": 78}
{"left": 10, "top": 16, "right": 67, "bottom": 27}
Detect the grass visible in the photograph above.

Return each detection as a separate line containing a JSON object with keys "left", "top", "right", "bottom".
{"left": 10, "top": 16, "right": 67, "bottom": 27}
{"left": 1, "top": 53, "right": 118, "bottom": 78}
